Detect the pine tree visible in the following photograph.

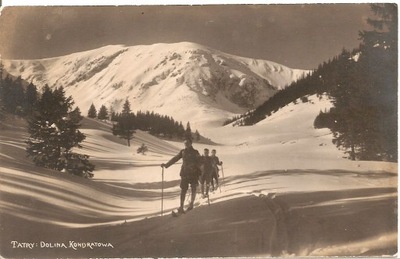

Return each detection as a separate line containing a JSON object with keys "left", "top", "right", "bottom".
{"left": 177, "top": 122, "right": 185, "bottom": 139}
{"left": 318, "top": 4, "right": 397, "bottom": 161}
{"left": 110, "top": 111, "right": 117, "bottom": 121}
{"left": 359, "top": 4, "right": 397, "bottom": 53}
{"left": 328, "top": 50, "right": 360, "bottom": 160}
{"left": 97, "top": 105, "right": 109, "bottom": 120}
{"left": 185, "top": 122, "right": 192, "bottom": 141}
{"left": 87, "top": 103, "right": 97, "bottom": 118}
{"left": 0, "top": 58, "right": 3, "bottom": 81}
{"left": 122, "top": 99, "right": 132, "bottom": 114}
{"left": 0, "top": 61, "right": 5, "bottom": 122}
{"left": 358, "top": 3, "right": 397, "bottom": 161}
{"left": 25, "top": 82, "right": 38, "bottom": 117}
{"left": 6, "top": 76, "right": 25, "bottom": 115}
{"left": 109, "top": 105, "right": 116, "bottom": 121}
{"left": 0, "top": 98, "right": 5, "bottom": 122}
{"left": 1, "top": 75, "right": 12, "bottom": 113}
{"left": 26, "top": 86, "right": 94, "bottom": 177}
{"left": 195, "top": 130, "right": 201, "bottom": 141}
{"left": 112, "top": 99, "right": 135, "bottom": 146}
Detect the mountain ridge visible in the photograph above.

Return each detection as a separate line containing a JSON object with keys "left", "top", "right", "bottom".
{"left": 3, "top": 42, "right": 309, "bottom": 129}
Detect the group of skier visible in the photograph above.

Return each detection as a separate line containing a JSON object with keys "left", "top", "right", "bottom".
{"left": 161, "top": 138, "right": 223, "bottom": 214}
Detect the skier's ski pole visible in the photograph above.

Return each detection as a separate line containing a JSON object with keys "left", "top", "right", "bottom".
{"left": 219, "top": 166, "right": 222, "bottom": 193}
{"left": 220, "top": 164, "right": 225, "bottom": 191}
{"left": 186, "top": 188, "right": 192, "bottom": 203}
{"left": 161, "top": 167, "right": 164, "bottom": 216}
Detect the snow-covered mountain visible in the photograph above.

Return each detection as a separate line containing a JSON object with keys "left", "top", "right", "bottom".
{"left": 3, "top": 42, "right": 308, "bottom": 128}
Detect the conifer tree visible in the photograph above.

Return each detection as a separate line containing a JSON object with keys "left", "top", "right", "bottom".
{"left": 314, "top": 4, "right": 397, "bottom": 161}
{"left": 358, "top": 3, "right": 397, "bottom": 161}
{"left": 26, "top": 86, "right": 94, "bottom": 177}
{"left": 87, "top": 103, "right": 97, "bottom": 118}
{"left": 25, "top": 82, "right": 38, "bottom": 116}
{"left": 110, "top": 111, "right": 117, "bottom": 121}
{"left": 0, "top": 58, "right": 3, "bottom": 82}
{"left": 185, "top": 122, "right": 192, "bottom": 141}
{"left": 0, "top": 62, "right": 5, "bottom": 122}
{"left": 1, "top": 75, "right": 12, "bottom": 113}
{"left": 112, "top": 99, "right": 135, "bottom": 146}
{"left": 5, "top": 76, "right": 25, "bottom": 115}
{"left": 195, "top": 130, "right": 201, "bottom": 141}
{"left": 0, "top": 98, "right": 5, "bottom": 122}
{"left": 177, "top": 122, "right": 185, "bottom": 139}
{"left": 97, "top": 105, "right": 109, "bottom": 120}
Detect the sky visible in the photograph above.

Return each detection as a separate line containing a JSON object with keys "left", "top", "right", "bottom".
{"left": 0, "top": 4, "right": 373, "bottom": 69}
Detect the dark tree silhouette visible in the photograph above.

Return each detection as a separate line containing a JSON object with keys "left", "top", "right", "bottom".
{"left": 97, "top": 105, "right": 109, "bottom": 120}
{"left": 87, "top": 103, "right": 97, "bottom": 118}
{"left": 185, "top": 122, "right": 192, "bottom": 141}
{"left": 26, "top": 86, "right": 94, "bottom": 177}
{"left": 112, "top": 100, "right": 135, "bottom": 146}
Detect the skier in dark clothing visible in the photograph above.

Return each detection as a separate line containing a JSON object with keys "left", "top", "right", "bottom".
{"left": 200, "top": 148, "right": 214, "bottom": 198}
{"left": 161, "top": 139, "right": 201, "bottom": 213}
{"left": 210, "top": 149, "right": 223, "bottom": 191}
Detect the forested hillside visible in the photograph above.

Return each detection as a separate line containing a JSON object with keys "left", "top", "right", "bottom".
{"left": 234, "top": 4, "right": 397, "bottom": 162}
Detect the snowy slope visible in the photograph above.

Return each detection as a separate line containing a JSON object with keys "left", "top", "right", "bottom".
{"left": 3, "top": 42, "right": 309, "bottom": 129}
{"left": 1, "top": 98, "right": 396, "bottom": 226}
{"left": 1, "top": 43, "right": 397, "bottom": 257}
{"left": 0, "top": 90, "right": 397, "bottom": 257}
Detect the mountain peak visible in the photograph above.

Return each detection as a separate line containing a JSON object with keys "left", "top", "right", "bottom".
{"left": 150, "top": 41, "right": 210, "bottom": 50}
{"left": 3, "top": 42, "right": 309, "bottom": 129}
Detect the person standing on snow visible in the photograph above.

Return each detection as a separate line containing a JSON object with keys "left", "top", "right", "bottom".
{"left": 200, "top": 148, "right": 214, "bottom": 198}
{"left": 210, "top": 149, "right": 223, "bottom": 191}
{"left": 161, "top": 138, "right": 201, "bottom": 213}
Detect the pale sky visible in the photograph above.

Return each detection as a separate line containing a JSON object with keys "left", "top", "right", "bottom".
{"left": 0, "top": 4, "right": 373, "bottom": 69}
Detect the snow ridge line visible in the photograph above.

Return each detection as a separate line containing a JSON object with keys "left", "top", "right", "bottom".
{"left": 259, "top": 193, "right": 289, "bottom": 256}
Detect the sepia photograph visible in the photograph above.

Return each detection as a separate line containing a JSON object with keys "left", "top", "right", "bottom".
{"left": 0, "top": 3, "right": 397, "bottom": 258}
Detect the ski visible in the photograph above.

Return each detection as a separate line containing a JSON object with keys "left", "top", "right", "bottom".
{"left": 171, "top": 210, "right": 190, "bottom": 217}
{"left": 171, "top": 209, "right": 185, "bottom": 217}
{"left": 201, "top": 194, "right": 211, "bottom": 206}
{"left": 171, "top": 203, "right": 197, "bottom": 217}
{"left": 186, "top": 204, "right": 195, "bottom": 212}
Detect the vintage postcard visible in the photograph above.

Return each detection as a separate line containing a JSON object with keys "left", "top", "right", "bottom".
{"left": 0, "top": 3, "right": 397, "bottom": 258}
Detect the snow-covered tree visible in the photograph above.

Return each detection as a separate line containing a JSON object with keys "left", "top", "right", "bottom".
{"left": 26, "top": 86, "right": 94, "bottom": 177}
